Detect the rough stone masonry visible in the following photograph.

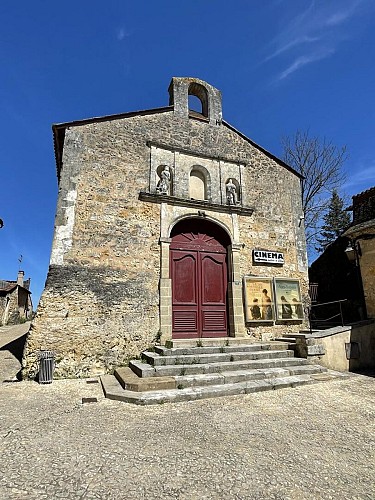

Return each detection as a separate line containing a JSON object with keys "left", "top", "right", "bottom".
{"left": 22, "top": 77, "right": 308, "bottom": 379}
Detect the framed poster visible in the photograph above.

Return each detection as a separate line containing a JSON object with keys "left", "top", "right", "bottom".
{"left": 274, "top": 278, "right": 304, "bottom": 320}
{"left": 244, "top": 277, "right": 275, "bottom": 322}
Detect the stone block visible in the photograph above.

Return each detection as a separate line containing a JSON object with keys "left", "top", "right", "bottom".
{"left": 307, "top": 344, "right": 325, "bottom": 356}
{"left": 115, "top": 367, "right": 176, "bottom": 392}
{"left": 245, "top": 380, "right": 273, "bottom": 393}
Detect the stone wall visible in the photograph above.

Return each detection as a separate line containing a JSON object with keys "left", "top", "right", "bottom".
{"left": 1, "top": 289, "right": 19, "bottom": 325}
{"left": 343, "top": 218, "right": 375, "bottom": 320}
{"left": 359, "top": 237, "right": 375, "bottom": 318}
{"left": 295, "top": 322, "right": 375, "bottom": 372}
{"left": 0, "top": 296, "right": 7, "bottom": 325}
{"left": 23, "top": 89, "right": 308, "bottom": 378}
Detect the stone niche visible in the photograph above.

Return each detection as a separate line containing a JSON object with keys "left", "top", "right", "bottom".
{"left": 149, "top": 145, "right": 244, "bottom": 206}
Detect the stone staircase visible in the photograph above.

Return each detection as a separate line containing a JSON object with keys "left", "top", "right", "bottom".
{"left": 100, "top": 338, "right": 345, "bottom": 405}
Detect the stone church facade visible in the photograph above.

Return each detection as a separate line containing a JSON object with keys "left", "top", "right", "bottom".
{"left": 23, "top": 77, "right": 308, "bottom": 379}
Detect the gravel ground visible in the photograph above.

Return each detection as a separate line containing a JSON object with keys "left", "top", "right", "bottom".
{"left": 0, "top": 373, "right": 374, "bottom": 500}
{"left": 0, "top": 323, "right": 374, "bottom": 499}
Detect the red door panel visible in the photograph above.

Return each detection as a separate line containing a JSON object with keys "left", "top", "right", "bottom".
{"left": 172, "top": 252, "right": 197, "bottom": 304}
{"left": 201, "top": 254, "right": 226, "bottom": 304}
{"left": 200, "top": 252, "right": 227, "bottom": 337}
{"left": 172, "top": 310, "right": 197, "bottom": 332}
{"left": 171, "top": 250, "right": 199, "bottom": 338}
{"left": 171, "top": 240, "right": 228, "bottom": 339}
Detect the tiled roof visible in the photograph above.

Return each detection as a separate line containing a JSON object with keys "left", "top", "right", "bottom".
{"left": 352, "top": 186, "right": 375, "bottom": 225}
{"left": 0, "top": 283, "right": 17, "bottom": 293}
{"left": 0, "top": 280, "right": 31, "bottom": 294}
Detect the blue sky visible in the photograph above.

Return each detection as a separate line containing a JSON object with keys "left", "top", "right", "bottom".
{"left": 1, "top": 0, "right": 374, "bottom": 305}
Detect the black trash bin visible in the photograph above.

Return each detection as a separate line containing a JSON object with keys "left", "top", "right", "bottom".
{"left": 38, "top": 351, "right": 55, "bottom": 384}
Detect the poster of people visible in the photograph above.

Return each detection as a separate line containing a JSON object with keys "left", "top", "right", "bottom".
{"left": 274, "top": 278, "right": 304, "bottom": 320}
{"left": 244, "top": 277, "right": 275, "bottom": 321}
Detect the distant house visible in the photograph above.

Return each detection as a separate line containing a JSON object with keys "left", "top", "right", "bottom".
{"left": 310, "top": 186, "right": 375, "bottom": 323}
{"left": 0, "top": 271, "right": 33, "bottom": 325}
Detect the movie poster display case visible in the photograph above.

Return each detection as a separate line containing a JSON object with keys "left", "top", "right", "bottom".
{"left": 243, "top": 276, "right": 275, "bottom": 322}
{"left": 244, "top": 276, "right": 304, "bottom": 322}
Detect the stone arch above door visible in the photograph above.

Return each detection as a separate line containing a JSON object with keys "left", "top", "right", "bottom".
{"left": 166, "top": 214, "right": 235, "bottom": 246}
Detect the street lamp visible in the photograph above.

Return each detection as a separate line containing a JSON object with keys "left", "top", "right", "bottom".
{"left": 345, "top": 234, "right": 375, "bottom": 261}
{"left": 344, "top": 241, "right": 361, "bottom": 262}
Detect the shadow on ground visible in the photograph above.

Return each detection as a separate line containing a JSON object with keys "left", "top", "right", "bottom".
{"left": 0, "top": 333, "right": 27, "bottom": 363}
{"left": 351, "top": 369, "right": 375, "bottom": 378}
{"left": 0, "top": 333, "right": 27, "bottom": 381}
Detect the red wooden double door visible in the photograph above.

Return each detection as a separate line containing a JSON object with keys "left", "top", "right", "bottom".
{"left": 170, "top": 221, "right": 229, "bottom": 339}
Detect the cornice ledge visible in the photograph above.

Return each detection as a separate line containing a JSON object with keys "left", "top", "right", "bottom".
{"left": 139, "top": 192, "right": 254, "bottom": 216}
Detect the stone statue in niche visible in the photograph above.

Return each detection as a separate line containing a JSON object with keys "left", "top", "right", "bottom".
{"left": 156, "top": 166, "right": 171, "bottom": 195}
{"left": 226, "top": 178, "right": 238, "bottom": 205}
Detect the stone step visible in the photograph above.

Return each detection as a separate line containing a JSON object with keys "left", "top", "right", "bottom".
{"left": 142, "top": 349, "right": 294, "bottom": 367}
{"left": 154, "top": 342, "right": 289, "bottom": 357}
{"left": 282, "top": 333, "right": 308, "bottom": 339}
{"left": 114, "top": 367, "right": 176, "bottom": 392}
{"left": 100, "top": 333, "right": 350, "bottom": 405}
{"left": 100, "top": 372, "right": 331, "bottom": 405}
{"left": 275, "top": 337, "right": 297, "bottom": 342}
{"left": 174, "top": 364, "right": 326, "bottom": 389}
{"left": 274, "top": 338, "right": 297, "bottom": 350}
{"left": 165, "top": 337, "right": 267, "bottom": 348}
{"left": 113, "top": 364, "right": 327, "bottom": 392}
{"left": 129, "top": 356, "right": 309, "bottom": 378}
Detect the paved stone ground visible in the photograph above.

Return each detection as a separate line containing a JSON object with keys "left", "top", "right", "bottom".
{"left": 0, "top": 325, "right": 374, "bottom": 499}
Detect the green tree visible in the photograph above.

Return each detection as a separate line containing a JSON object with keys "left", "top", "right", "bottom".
{"left": 316, "top": 190, "right": 351, "bottom": 252}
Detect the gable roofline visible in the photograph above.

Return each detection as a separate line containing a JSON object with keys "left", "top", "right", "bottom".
{"left": 0, "top": 283, "right": 32, "bottom": 295}
{"left": 52, "top": 106, "right": 174, "bottom": 181}
{"left": 0, "top": 283, "right": 17, "bottom": 294}
{"left": 52, "top": 106, "right": 302, "bottom": 182}
{"left": 221, "top": 121, "right": 303, "bottom": 179}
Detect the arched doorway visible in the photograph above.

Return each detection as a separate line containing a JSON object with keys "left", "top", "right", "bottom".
{"left": 170, "top": 218, "right": 231, "bottom": 339}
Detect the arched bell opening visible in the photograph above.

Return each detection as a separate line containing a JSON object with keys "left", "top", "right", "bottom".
{"left": 188, "top": 82, "right": 209, "bottom": 118}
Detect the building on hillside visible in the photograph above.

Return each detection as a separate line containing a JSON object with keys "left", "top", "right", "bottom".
{"left": 343, "top": 187, "right": 375, "bottom": 319}
{"left": 23, "top": 77, "right": 308, "bottom": 379}
{"left": 0, "top": 271, "right": 33, "bottom": 325}
{"left": 309, "top": 236, "right": 364, "bottom": 324}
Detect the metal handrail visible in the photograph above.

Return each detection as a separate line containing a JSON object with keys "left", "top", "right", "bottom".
{"left": 310, "top": 299, "right": 347, "bottom": 308}
{"left": 314, "top": 313, "right": 341, "bottom": 322}
{"left": 309, "top": 299, "right": 347, "bottom": 334}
